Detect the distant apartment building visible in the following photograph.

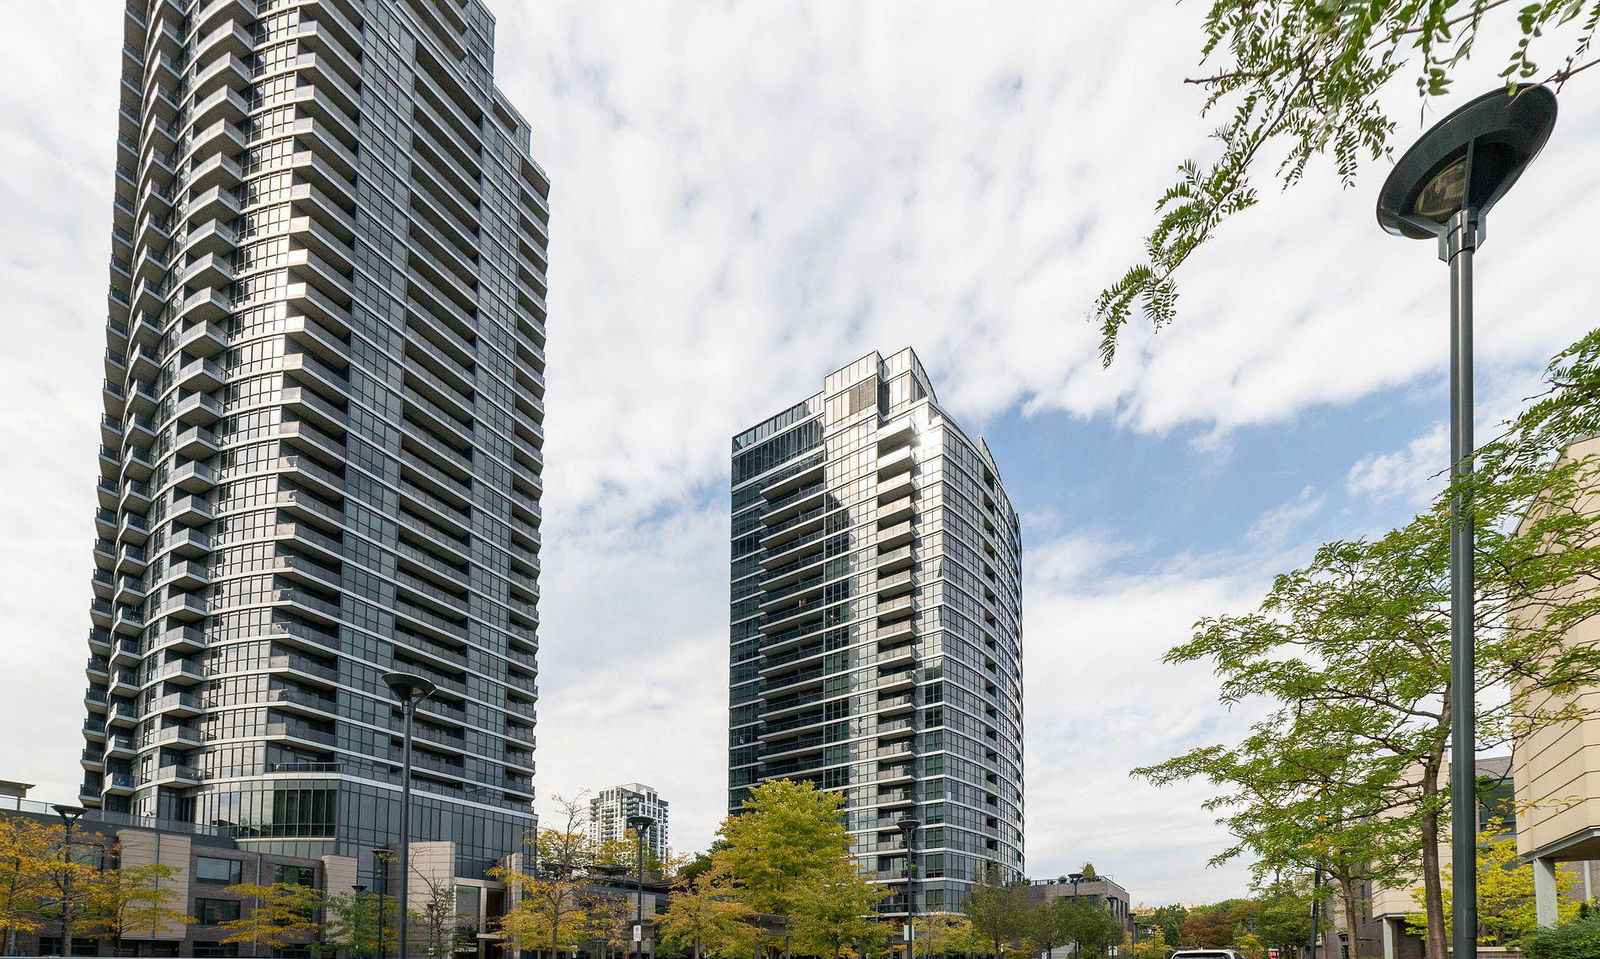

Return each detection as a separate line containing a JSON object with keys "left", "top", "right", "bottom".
{"left": 728, "top": 348, "right": 1025, "bottom": 915}
{"left": 590, "top": 783, "right": 670, "bottom": 861}
{"left": 83, "top": 0, "right": 548, "bottom": 883}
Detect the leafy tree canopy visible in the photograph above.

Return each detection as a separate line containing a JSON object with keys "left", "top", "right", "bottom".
{"left": 1093, "top": 0, "right": 1600, "bottom": 364}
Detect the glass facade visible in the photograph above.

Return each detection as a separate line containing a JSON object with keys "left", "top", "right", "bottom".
{"left": 728, "top": 348, "right": 1025, "bottom": 914}
{"left": 82, "top": 0, "right": 548, "bottom": 877}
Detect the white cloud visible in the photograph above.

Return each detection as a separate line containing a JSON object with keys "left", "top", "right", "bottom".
{"left": 1019, "top": 533, "right": 1282, "bottom": 903}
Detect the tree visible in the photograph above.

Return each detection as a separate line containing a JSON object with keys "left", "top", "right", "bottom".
{"left": 1091, "top": 0, "right": 1600, "bottom": 365}
{"left": 534, "top": 793, "right": 595, "bottom": 878}
{"left": 80, "top": 861, "right": 193, "bottom": 954}
{"left": 657, "top": 865, "right": 757, "bottom": 959}
{"left": 1179, "top": 904, "right": 1243, "bottom": 949}
{"left": 1253, "top": 876, "right": 1315, "bottom": 954}
{"left": 1025, "top": 897, "right": 1076, "bottom": 959}
{"left": 919, "top": 914, "right": 983, "bottom": 957}
{"left": 1403, "top": 818, "right": 1583, "bottom": 947}
{"left": 0, "top": 816, "right": 61, "bottom": 954}
{"left": 322, "top": 890, "right": 400, "bottom": 958}
{"left": 788, "top": 865, "right": 887, "bottom": 959}
{"left": 1059, "top": 900, "right": 1124, "bottom": 959}
{"left": 578, "top": 890, "right": 633, "bottom": 959}
{"left": 1131, "top": 925, "right": 1172, "bottom": 959}
{"left": 716, "top": 780, "right": 854, "bottom": 920}
{"left": 492, "top": 867, "right": 593, "bottom": 959}
{"left": 219, "top": 882, "right": 323, "bottom": 951}
{"left": 964, "top": 867, "right": 1029, "bottom": 959}
{"left": 1138, "top": 906, "right": 1188, "bottom": 952}
{"left": 1131, "top": 360, "right": 1600, "bottom": 959}
{"left": 411, "top": 873, "right": 470, "bottom": 958}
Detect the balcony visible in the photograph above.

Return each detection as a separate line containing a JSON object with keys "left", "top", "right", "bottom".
{"left": 171, "top": 461, "right": 219, "bottom": 496}
{"left": 143, "top": 764, "right": 203, "bottom": 788}
{"left": 174, "top": 392, "right": 224, "bottom": 426}
{"left": 264, "top": 686, "right": 339, "bottom": 719}
{"left": 143, "top": 692, "right": 203, "bottom": 719}
{"left": 109, "top": 636, "right": 141, "bottom": 667}
{"left": 145, "top": 625, "right": 206, "bottom": 655}
{"left": 112, "top": 605, "right": 145, "bottom": 636}
{"left": 878, "top": 470, "right": 915, "bottom": 505}
{"left": 145, "top": 725, "right": 202, "bottom": 750}
{"left": 176, "top": 357, "right": 225, "bottom": 392}
{"left": 171, "top": 495, "right": 214, "bottom": 526}
{"left": 877, "top": 418, "right": 915, "bottom": 452}
{"left": 877, "top": 447, "right": 914, "bottom": 479}
{"left": 876, "top": 544, "right": 916, "bottom": 575}
{"left": 109, "top": 669, "right": 140, "bottom": 696}
{"left": 877, "top": 668, "right": 917, "bottom": 693}
{"left": 877, "top": 518, "right": 916, "bottom": 551}
{"left": 876, "top": 569, "right": 916, "bottom": 599}
{"left": 156, "top": 592, "right": 207, "bottom": 622}
{"left": 117, "top": 511, "right": 150, "bottom": 545}
{"left": 877, "top": 692, "right": 916, "bottom": 716}
{"left": 168, "top": 527, "right": 213, "bottom": 557}
{"left": 175, "top": 425, "right": 220, "bottom": 458}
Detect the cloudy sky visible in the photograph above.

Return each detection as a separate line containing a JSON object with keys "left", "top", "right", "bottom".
{"left": 2, "top": 1, "right": 1598, "bottom": 906}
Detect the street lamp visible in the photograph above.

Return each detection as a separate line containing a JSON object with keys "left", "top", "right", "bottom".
{"left": 627, "top": 814, "right": 656, "bottom": 959}
{"left": 384, "top": 672, "right": 437, "bottom": 959}
{"left": 1377, "top": 83, "right": 1558, "bottom": 959}
{"left": 896, "top": 818, "right": 921, "bottom": 959}
{"left": 354, "top": 884, "right": 368, "bottom": 959}
{"left": 375, "top": 849, "right": 392, "bottom": 959}
{"left": 52, "top": 805, "right": 84, "bottom": 957}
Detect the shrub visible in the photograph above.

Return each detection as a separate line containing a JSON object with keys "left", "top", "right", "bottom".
{"left": 1524, "top": 914, "right": 1600, "bottom": 959}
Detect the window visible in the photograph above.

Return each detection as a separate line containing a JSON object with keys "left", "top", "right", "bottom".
{"left": 196, "top": 899, "right": 242, "bottom": 925}
{"left": 274, "top": 864, "right": 316, "bottom": 887}
{"left": 194, "top": 943, "right": 239, "bottom": 957}
{"left": 196, "top": 856, "right": 243, "bottom": 886}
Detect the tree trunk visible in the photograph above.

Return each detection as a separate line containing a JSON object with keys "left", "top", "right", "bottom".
{"left": 1419, "top": 805, "right": 1447, "bottom": 959}
{"left": 1338, "top": 876, "right": 1362, "bottom": 959}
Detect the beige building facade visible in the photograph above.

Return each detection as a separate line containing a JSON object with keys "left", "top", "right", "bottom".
{"left": 1513, "top": 435, "right": 1600, "bottom": 925}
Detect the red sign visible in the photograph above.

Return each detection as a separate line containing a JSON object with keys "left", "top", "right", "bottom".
{"left": 1268, "top": 950, "right": 1280, "bottom": 959}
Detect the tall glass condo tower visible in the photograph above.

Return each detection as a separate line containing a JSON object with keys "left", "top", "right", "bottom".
{"left": 729, "top": 349, "right": 1024, "bottom": 913}
{"left": 82, "top": 0, "right": 548, "bottom": 874}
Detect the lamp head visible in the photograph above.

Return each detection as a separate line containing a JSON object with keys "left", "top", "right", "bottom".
{"left": 52, "top": 804, "right": 85, "bottom": 823}
{"left": 382, "top": 671, "right": 437, "bottom": 704}
{"left": 1068, "top": 872, "right": 1084, "bottom": 883}
{"left": 896, "top": 817, "right": 921, "bottom": 836}
{"left": 626, "top": 814, "right": 656, "bottom": 832}
{"left": 1377, "top": 84, "right": 1557, "bottom": 239}
{"left": 353, "top": 884, "right": 367, "bottom": 894}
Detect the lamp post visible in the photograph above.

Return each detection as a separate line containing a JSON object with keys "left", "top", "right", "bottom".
{"left": 1377, "top": 83, "right": 1558, "bottom": 959}
{"left": 52, "top": 805, "right": 85, "bottom": 958}
{"left": 384, "top": 672, "right": 437, "bottom": 959}
{"left": 375, "top": 849, "right": 392, "bottom": 959}
{"left": 353, "top": 884, "right": 369, "bottom": 959}
{"left": 896, "top": 818, "right": 921, "bottom": 959}
{"left": 626, "top": 814, "right": 656, "bottom": 959}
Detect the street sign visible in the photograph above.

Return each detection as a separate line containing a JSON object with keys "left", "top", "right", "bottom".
{"left": 1268, "top": 949, "right": 1280, "bottom": 959}
{"left": 633, "top": 924, "right": 643, "bottom": 942}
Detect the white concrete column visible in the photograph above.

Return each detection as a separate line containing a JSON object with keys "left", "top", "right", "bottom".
{"left": 1533, "top": 855, "right": 1560, "bottom": 928}
{"left": 1381, "top": 917, "right": 1396, "bottom": 959}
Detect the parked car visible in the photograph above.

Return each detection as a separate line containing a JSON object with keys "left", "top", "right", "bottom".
{"left": 1169, "top": 951, "right": 1245, "bottom": 959}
